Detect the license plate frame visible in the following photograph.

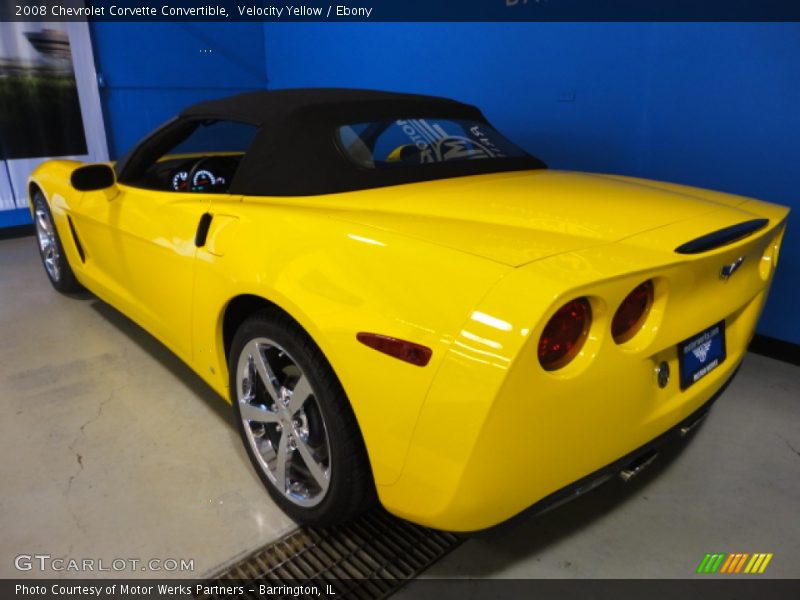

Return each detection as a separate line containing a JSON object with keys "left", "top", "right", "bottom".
{"left": 678, "top": 321, "right": 727, "bottom": 390}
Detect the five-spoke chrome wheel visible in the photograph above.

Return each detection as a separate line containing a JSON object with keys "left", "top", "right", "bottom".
{"left": 230, "top": 312, "right": 375, "bottom": 525}
{"left": 236, "top": 338, "right": 331, "bottom": 507}
{"left": 31, "top": 191, "right": 82, "bottom": 294}
{"left": 34, "top": 203, "right": 61, "bottom": 283}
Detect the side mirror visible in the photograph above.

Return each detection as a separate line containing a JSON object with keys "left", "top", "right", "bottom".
{"left": 71, "top": 164, "right": 116, "bottom": 191}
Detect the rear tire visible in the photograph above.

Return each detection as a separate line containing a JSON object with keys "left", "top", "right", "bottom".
{"left": 32, "top": 191, "right": 83, "bottom": 294}
{"left": 229, "top": 310, "right": 376, "bottom": 526}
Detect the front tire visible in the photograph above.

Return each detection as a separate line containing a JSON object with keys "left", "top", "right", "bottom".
{"left": 32, "top": 191, "right": 83, "bottom": 293}
{"left": 229, "top": 310, "right": 376, "bottom": 526}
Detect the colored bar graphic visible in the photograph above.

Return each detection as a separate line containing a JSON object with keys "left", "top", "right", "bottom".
{"left": 758, "top": 553, "right": 773, "bottom": 573}
{"left": 719, "top": 554, "right": 736, "bottom": 573}
{"left": 710, "top": 553, "right": 725, "bottom": 573}
{"left": 699, "top": 552, "right": 773, "bottom": 574}
{"left": 720, "top": 553, "right": 741, "bottom": 573}
{"left": 735, "top": 553, "right": 749, "bottom": 573}
{"left": 745, "top": 554, "right": 761, "bottom": 573}
{"left": 697, "top": 554, "right": 712, "bottom": 573}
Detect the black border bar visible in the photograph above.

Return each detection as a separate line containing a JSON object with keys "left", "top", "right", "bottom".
{"left": 2, "top": 578, "right": 799, "bottom": 599}
{"left": 3, "top": 1, "right": 800, "bottom": 23}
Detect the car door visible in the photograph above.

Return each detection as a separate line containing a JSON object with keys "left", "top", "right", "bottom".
{"left": 74, "top": 185, "right": 210, "bottom": 360}
{"left": 71, "top": 118, "right": 259, "bottom": 361}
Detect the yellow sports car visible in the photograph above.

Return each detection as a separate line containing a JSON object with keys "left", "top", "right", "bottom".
{"left": 29, "top": 89, "right": 788, "bottom": 531}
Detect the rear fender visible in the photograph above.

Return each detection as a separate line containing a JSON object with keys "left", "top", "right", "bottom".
{"left": 190, "top": 204, "right": 509, "bottom": 486}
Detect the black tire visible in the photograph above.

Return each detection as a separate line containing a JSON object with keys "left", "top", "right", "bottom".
{"left": 32, "top": 191, "right": 83, "bottom": 293}
{"left": 229, "top": 309, "right": 376, "bottom": 526}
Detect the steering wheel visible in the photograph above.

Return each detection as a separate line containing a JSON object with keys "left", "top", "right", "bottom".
{"left": 186, "top": 157, "right": 217, "bottom": 192}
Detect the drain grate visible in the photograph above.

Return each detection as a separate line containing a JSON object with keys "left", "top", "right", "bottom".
{"left": 201, "top": 509, "right": 462, "bottom": 600}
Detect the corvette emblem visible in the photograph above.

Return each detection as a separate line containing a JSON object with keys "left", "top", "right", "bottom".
{"left": 692, "top": 340, "right": 713, "bottom": 363}
{"left": 720, "top": 256, "right": 745, "bottom": 281}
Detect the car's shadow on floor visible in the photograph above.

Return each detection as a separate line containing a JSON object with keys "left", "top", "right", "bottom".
{"left": 438, "top": 429, "right": 699, "bottom": 577}
{"left": 86, "top": 296, "right": 236, "bottom": 430}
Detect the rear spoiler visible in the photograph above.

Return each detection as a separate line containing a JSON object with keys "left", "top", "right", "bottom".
{"left": 675, "top": 219, "right": 769, "bottom": 254}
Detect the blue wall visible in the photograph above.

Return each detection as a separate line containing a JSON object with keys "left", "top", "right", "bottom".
{"left": 89, "top": 22, "right": 268, "bottom": 157}
{"left": 264, "top": 22, "right": 800, "bottom": 345}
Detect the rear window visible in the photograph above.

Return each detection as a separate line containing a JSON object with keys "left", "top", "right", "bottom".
{"left": 337, "top": 118, "right": 527, "bottom": 169}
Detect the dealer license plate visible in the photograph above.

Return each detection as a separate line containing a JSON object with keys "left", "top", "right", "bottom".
{"left": 678, "top": 321, "right": 726, "bottom": 390}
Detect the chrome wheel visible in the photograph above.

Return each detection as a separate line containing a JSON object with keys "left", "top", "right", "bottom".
{"left": 34, "top": 204, "right": 61, "bottom": 282}
{"left": 236, "top": 338, "right": 331, "bottom": 507}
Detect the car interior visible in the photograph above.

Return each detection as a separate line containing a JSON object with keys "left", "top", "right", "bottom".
{"left": 136, "top": 153, "right": 244, "bottom": 193}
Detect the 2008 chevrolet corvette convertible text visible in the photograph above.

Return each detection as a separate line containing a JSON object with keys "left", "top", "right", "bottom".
{"left": 28, "top": 89, "right": 789, "bottom": 531}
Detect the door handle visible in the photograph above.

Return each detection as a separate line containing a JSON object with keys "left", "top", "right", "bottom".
{"left": 195, "top": 213, "right": 213, "bottom": 247}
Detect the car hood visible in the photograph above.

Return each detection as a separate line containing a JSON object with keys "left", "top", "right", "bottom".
{"left": 331, "top": 170, "right": 761, "bottom": 267}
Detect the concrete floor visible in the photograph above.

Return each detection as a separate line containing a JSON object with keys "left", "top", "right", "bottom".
{"left": 0, "top": 237, "right": 295, "bottom": 579}
{"left": 2, "top": 235, "right": 799, "bottom": 582}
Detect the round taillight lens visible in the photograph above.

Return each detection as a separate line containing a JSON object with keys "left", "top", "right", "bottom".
{"left": 538, "top": 297, "right": 592, "bottom": 371}
{"left": 612, "top": 280, "right": 654, "bottom": 344}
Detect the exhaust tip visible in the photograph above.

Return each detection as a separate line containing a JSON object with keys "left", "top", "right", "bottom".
{"left": 679, "top": 413, "right": 708, "bottom": 437}
{"left": 619, "top": 450, "right": 659, "bottom": 482}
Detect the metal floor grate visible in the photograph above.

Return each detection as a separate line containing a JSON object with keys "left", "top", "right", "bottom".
{"left": 201, "top": 509, "right": 463, "bottom": 600}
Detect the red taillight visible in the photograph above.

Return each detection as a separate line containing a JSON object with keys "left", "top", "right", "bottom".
{"left": 538, "top": 297, "right": 592, "bottom": 371}
{"left": 612, "top": 280, "right": 654, "bottom": 344}
{"left": 356, "top": 332, "right": 432, "bottom": 367}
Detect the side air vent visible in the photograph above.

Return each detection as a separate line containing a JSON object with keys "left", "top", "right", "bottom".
{"left": 66, "top": 216, "right": 86, "bottom": 263}
{"left": 675, "top": 219, "right": 768, "bottom": 255}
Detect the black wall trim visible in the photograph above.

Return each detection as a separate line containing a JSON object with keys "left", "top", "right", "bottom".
{"left": 749, "top": 334, "right": 800, "bottom": 367}
{"left": 0, "top": 225, "right": 34, "bottom": 240}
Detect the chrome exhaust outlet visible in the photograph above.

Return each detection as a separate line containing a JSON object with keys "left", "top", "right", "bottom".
{"left": 679, "top": 413, "right": 708, "bottom": 437}
{"left": 619, "top": 450, "right": 659, "bottom": 482}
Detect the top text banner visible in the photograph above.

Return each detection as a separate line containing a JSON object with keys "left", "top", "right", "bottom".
{"left": 3, "top": 0, "right": 800, "bottom": 22}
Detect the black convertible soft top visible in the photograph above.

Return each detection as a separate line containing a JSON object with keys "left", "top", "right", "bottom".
{"left": 180, "top": 88, "right": 480, "bottom": 126}
{"left": 121, "top": 88, "right": 545, "bottom": 196}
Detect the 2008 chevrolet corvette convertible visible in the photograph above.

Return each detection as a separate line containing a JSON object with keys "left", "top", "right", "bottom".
{"left": 29, "top": 89, "right": 788, "bottom": 531}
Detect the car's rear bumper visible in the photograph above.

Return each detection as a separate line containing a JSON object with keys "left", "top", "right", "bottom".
{"left": 382, "top": 348, "right": 746, "bottom": 532}
{"left": 479, "top": 363, "right": 739, "bottom": 535}
{"left": 377, "top": 208, "right": 786, "bottom": 532}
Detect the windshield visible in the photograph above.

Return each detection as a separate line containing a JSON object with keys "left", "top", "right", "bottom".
{"left": 337, "top": 118, "right": 528, "bottom": 169}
